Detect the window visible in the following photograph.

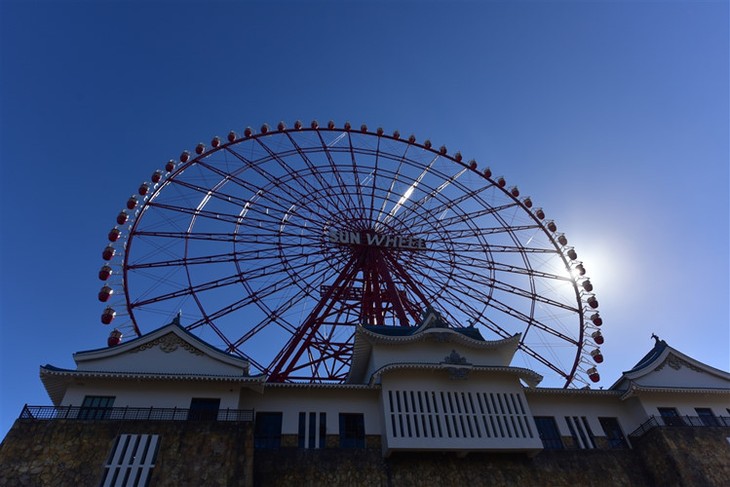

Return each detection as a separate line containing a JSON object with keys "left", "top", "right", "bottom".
{"left": 79, "top": 395, "right": 115, "bottom": 420}
{"left": 101, "top": 434, "right": 159, "bottom": 487}
{"left": 255, "top": 412, "right": 283, "bottom": 449}
{"left": 696, "top": 408, "right": 719, "bottom": 426}
{"left": 534, "top": 416, "right": 563, "bottom": 450}
{"left": 339, "top": 413, "right": 365, "bottom": 448}
{"left": 188, "top": 398, "right": 220, "bottom": 420}
{"left": 599, "top": 417, "right": 628, "bottom": 449}
{"left": 565, "top": 416, "right": 596, "bottom": 449}
{"left": 658, "top": 407, "right": 684, "bottom": 426}
{"left": 298, "top": 412, "right": 326, "bottom": 449}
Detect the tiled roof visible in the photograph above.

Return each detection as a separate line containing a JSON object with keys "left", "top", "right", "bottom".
{"left": 362, "top": 324, "right": 485, "bottom": 341}
{"left": 625, "top": 338, "right": 669, "bottom": 373}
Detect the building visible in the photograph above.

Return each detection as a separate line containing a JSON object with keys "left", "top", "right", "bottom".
{"left": 1, "top": 310, "right": 729, "bottom": 486}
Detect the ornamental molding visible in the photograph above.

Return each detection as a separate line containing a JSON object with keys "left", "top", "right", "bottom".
{"left": 443, "top": 350, "right": 471, "bottom": 380}
{"left": 654, "top": 354, "right": 702, "bottom": 373}
{"left": 443, "top": 349, "right": 469, "bottom": 366}
{"left": 368, "top": 362, "right": 542, "bottom": 387}
{"left": 129, "top": 332, "right": 204, "bottom": 356}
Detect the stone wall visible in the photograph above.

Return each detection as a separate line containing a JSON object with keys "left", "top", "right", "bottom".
{"left": 256, "top": 427, "right": 730, "bottom": 487}
{"left": 254, "top": 448, "right": 651, "bottom": 487}
{"left": 632, "top": 426, "right": 730, "bottom": 487}
{"left": 0, "top": 419, "right": 253, "bottom": 487}
{"left": 3, "top": 420, "right": 729, "bottom": 487}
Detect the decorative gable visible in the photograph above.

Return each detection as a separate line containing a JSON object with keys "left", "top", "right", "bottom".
{"left": 611, "top": 338, "right": 730, "bottom": 391}
{"left": 72, "top": 323, "right": 249, "bottom": 376}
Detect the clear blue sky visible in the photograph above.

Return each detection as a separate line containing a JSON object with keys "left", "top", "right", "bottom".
{"left": 1, "top": 0, "right": 728, "bottom": 439}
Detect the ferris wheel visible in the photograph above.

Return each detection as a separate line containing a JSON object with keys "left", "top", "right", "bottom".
{"left": 98, "top": 121, "right": 605, "bottom": 387}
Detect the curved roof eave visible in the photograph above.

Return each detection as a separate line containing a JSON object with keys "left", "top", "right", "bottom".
{"left": 72, "top": 323, "right": 249, "bottom": 370}
{"left": 619, "top": 384, "right": 730, "bottom": 400}
{"left": 610, "top": 342, "right": 730, "bottom": 390}
{"left": 358, "top": 325, "right": 521, "bottom": 350}
{"left": 366, "top": 362, "right": 542, "bottom": 388}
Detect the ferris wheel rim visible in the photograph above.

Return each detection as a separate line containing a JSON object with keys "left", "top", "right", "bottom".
{"left": 100, "top": 121, "right": 601, "bottom": 387}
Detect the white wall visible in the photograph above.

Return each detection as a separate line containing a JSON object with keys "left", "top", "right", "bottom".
{"left": 61, "top": 378, "right": 242, "bottom": 410}
{"left": 526, "top": 392, "right": 636, "bottom": 439}
{"left": 239, "top": 386, "right": 381, "bottom": 435}
{"left": 633, "top": 391, "right": 730, "bottom": 419}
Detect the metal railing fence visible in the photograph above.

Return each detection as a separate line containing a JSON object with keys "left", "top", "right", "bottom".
{"left": 630, "top": 415, "right": 730, "bottom": 438}
{"left": 19, "top": 404, "right": 254, "bottom": 422}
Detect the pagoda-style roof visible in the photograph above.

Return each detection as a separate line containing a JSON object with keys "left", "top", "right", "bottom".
{"left": 610, "top": 335, "right": 730, "bottom": 393}
{"left": 72, "top": 321, "right": 250, "bottom": 375}
{"left": 40, "top": 320, "right": 265, "bottom": 405}
{"left": 348, "top": 308, "right": 532, "bottom": 385}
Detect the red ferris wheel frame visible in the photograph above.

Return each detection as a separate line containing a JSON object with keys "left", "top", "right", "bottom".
{"left": 98, "top": 121, "right": 605, "bottom": 387}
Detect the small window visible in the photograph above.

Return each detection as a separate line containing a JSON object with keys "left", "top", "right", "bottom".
{"left": 101, "top": 434, "right": 160, "bottom": 487}
{"left": 79, "top": 395, "right": 115, "bottom": 420}
{"left": 565, "top": 416, "right": 596, "bottom": 449}
{"left": 188, "top": 398, "right": 220, "bottom": 420}
{"left": 339, "top": 413, "right": 365, "bottom": 448}
{"left": 534, "top": 416, "right": 563, "bottom": 450}
{"left": 319, "top": 412, "right": 327, "bottom": 449}
{"left": 298, "top": 413, "right": 306, "bottom": 448}
{"left": 255, "top": 412, "right": 283, "bottom": 449}
{"left": 658, "top": 407, "right": 684, "bottom": 426}
{"left": 695, "top": 408, "right": 719, "bottom": 426}
{"left": 297, "top": 412, "right": 326, "bottom": 449}
{"left": 599, "top": 417, "right": 628, "bottom": 449}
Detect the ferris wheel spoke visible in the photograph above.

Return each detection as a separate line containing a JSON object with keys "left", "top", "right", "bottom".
{"left": 418, "top": 253, "right": 576, "bottom": 313}
{"left": 415, "top": 250, "right": 571, "bottom": 282}
{"left": 189, "top": 159, "right": 305, "bottom": 215}
{"left": 313, "top": 130, "right": 362, "bottom": 221}
{"left": 432, "top": 276, "right": 577, "bottom": 351}
{"left": 230, "top": 289, "right": 318, "bottom": 349}
{"left": 451, "top": 266, "right": 577, "bottom": 314}
{"left": 487, "top": 297, "right": 578, "bottom": 345}
{"left": 127, "top": 252, "right": 238, "bottom": 269}
{"left": 143, "top": 253, "right": 326, "bottom": 310}
{"left": 146, "top": 200, "right": 324, "bottom": 238}
{"left": 409, "top": 202, "right": 521, "bottom": 236}
{"left": 147, "top": 201, "right": 253, "bottom": 226}
{"left": 514, "top": 339, "right": 571, "bottom": 381}
{"left": 345, "top": 133, "right": 368, "bottom": 217}
{"left": 185, "top": 267, "right": 321, "bottom": 332}
{"left": 254, "top": 135, "right": 349, "bottom": 218}
{"left": 490, "top": 261, "right": 572, "bottom": 281}
{"left": 219, "top": 147, "right": 341, "bottom": 221}
{"left": 367, "top": 136, "right": 383, "bottom": 223}
{"left": 435, "top": 224, "right": 543, "bottom": 239}
{"left": 130, "top": 273, "right": 246, "bottom": 308}
{"left": 449, "top": 242, "right": 560, "bottom": 254}
{"left": 167, "top": 177, "right": 259, "bottom": 209}
{"left": 430, "top": 285, "right": 489, "bottom": 327}
{"left": 381, "top": 152, "right": 440, "bottom": 227}
{"left": 394, "top": 166, "right": 469, "bottom": 229}
{"left": 398, "top": 178, "right": 499, "bottom": 232}
{"left": 375, "top": 144, "right": 412, "bottom": 228}
{"left": 132, "top": 230, "right": 319, "bottom": 249}
{"left": 134, "top": 230, "right": 242, "bottom": 242}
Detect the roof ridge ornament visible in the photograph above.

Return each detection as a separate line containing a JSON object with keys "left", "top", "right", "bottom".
{"left": 418, "top": 306, "right": 449, "bottom": 330}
